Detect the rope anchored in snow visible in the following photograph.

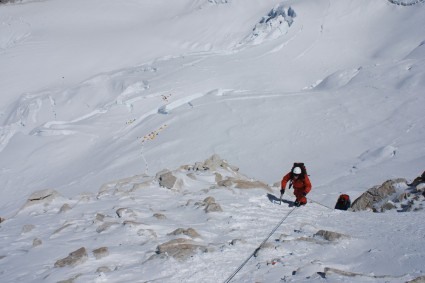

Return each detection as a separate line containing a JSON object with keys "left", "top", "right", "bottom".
{"left": 223, "top": 206, "right": 297, "bottom": 283}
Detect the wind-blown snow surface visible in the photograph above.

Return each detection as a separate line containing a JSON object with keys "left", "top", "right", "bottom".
{"left": 0, "top": 0, "right": 425, "bottom": 282}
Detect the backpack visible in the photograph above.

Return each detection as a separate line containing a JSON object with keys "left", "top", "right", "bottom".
{"left": 335, "top": 194, "right": 351, "bottom": 210}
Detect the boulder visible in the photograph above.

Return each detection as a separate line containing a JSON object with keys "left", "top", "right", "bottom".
{"left": 95, "top": 213, "right": 105, "bottom": 222}
{"left": 203, "top": 196, "right": 216, "bottom": 205}
{"left": 116, "top": 207, "right": 137, "bottom": 218}
{"left": 230, "top": 239, "right": 247, "bottom": 246}
{"left": 122, "top": 220, "right": 144, "bottom": 227}
{"left": 54, "top": 247, "right": 88, "bottom": 268}
{"left": 407, "top": 275, "right": 425, "bottom": 283}
{"left": 203, "top": 154, "right": 239, "bottom": 171}
{"left": 217, "top": 178, "right": 233, "bottom": 187}
{"left": 153, "top": 213, "right": 166, "bottom": 220}
{"left": 21, "top": 189, "right": 62, "bottom": 210}
{"left": 156, "top": 170, "right": 182, "bottom": 190}
{"left": 205, "top": 202, "right": 223, "bottom": 213}
{"left": 195, "top": 196, "right": 223, "bottom": 213}
{"left": 93, "top": 247, "right": 109, "bottom": 260}
{"left": 96, "top": 222, "right": 119, "bottom": 233}
{"left": 96, "top": 266, "right": 113, "bottom": 273}
{"left": 156, "top": 238, "right": 208, "bottom": 260}
{"left": 314, "top": 230, "right": 349, "bottom": 242}
{"left": 32, "top": 238, "right": 42, "bottom": 247}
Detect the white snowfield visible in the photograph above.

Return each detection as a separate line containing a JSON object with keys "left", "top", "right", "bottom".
{"left": 0, "top": 0, "right": 424, "bottom": 282}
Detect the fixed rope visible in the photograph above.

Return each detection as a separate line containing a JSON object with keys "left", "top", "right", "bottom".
{"left": 306, "top": 196, "right": 334, "bottom": 210}
{"left": 223, "top": 206, "right": 297, "bottom": 283}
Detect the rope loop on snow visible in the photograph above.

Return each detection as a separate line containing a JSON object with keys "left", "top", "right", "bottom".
{"left": 223, "top": 206, "right": 297, "bottom": 283}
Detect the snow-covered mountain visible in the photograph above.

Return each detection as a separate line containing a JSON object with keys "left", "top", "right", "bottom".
{"left": 0, "top": 0, "right": 424, "bottom": 282}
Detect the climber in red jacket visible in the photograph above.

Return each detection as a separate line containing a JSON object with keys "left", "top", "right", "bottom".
{"left": 281, "top": 166, "right": 312, "bottom": 207}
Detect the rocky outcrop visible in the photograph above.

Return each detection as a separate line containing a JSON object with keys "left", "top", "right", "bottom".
{"left": 93, "top": 247, "right": 109, "bottom": 259}
{"left": 407, "top": 275, "right": 425, "bottom": 283}
{"left": 409, "top": 171, "right": 425, "bottom": 187}
{"left": 184, "top": 155, "right": 271, "bottom": 191}
{"left": 20, "top": 189, "right": 63, "bottom": 211}
{"left": 54, "top": 247, "right": 88, "bottom": 268}
{"left": 218, "top": 177, "right": 271, "bottom": 191}
{"left": 116, "top": 207, "right": 137, "bottom": 218}
{"left": 320, "top": 266, "right": 412, "bottom": 280}
{"left": 96, "top": 266, "right": 113, "bottom": 273}
{"left": 314, "top": 230, "right": 349, "bottom": 242}
{"left": 156, "top": 170, "right": 182, "bottom": 190}
{"left": 97, "top": 174, "right": 154, "bottom": 197}
{"left": 195, "top": 196, "right": 223, "bottom": 213}
{"left": 157, "top": 155, "right": 270, "bottom": 194}
{"left": 184, "top": 154, "right": 239, "bottom": 173}
{"left": 96, "top": 222, "right": 120, "bottom": 233}
{"left": 202, "top": 154, "right": 239, "bottom": 172}
{"left": 351, "top": 177, "right": 425, "bottom": 212}
{"left": 351, "top": 179, "right": 406, "bottom": 211}
{"left": 155, "top": 238, "right": 208, "bottom": 260}
{"left": 153, "top": 213, "right": 166, "bottom": 220}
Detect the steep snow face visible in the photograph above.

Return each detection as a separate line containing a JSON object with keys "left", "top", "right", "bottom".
{"left": 0, "top": 0, "right": 424, "bottom": 213}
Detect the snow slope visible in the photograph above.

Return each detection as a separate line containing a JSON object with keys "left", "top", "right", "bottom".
{"left": 1, "top": 160, "right": 424, "bottom": 283}
{"left": 0, "top": 0, "right": 425, "bottom": 282}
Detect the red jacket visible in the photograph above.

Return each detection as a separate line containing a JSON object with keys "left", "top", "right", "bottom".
{"left": 281, "top": 172, "right": 312, "bottom": 194}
